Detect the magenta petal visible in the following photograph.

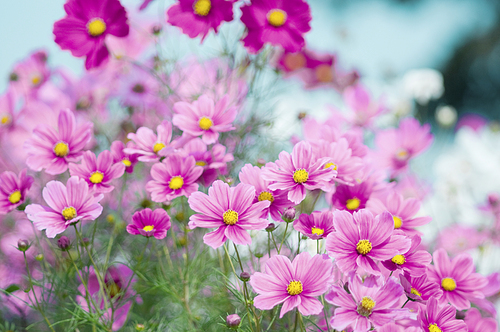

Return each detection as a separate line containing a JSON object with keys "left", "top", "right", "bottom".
{"left": 203, "top": 226, "right": 227, "bottom": 248}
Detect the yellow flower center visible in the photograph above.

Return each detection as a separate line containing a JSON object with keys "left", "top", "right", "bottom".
{"left": 194, "top": 0, "right": 211, "bottom": 16}
{"left": 393, "top": 216, "right": 402, "bottom": 229}
{"left": 356, "top": 239, "right": 372, "bottom": 255}
{"left": 258, "top": 191, "right": 274, "bottom": 203}
{"left": 54, "top": 142, "right": 69, "bottom": 157}
{"left": 87, "top": 18, "right": 106, "bottom": 37}
{"left": 324, "top": 162, "right": 338, "bottom": 170}
{"left": 357, "top": 296, "right": 375, "bottom": 317}
{"left": 169, "top": 176, "right": 184, "bottom": 190}
{"left": 311, "top": 227, "right": 324, "bottom": 236}
{"left": 287, "top": 280, "right": 303, "bottom": 296}
{"left": 89, "top": 171, "right": 104, "bottom": 184}
{"left": 143, "top": 225, "right": 154, "bottom": 232}
{"left": 153, "top": 142, "right": 165, "bottom": 154}
{"left": 1, "top": 115, "right": 10, "bottom": 125}
{"left": 8, "top": 190, "right": 22, "bottom": 204}
{"left": 198, "top": 117, "right": 213, "bottom": 130}
{"left": 441, "top": 278, "right": 457, "bottom": 291}
{"left": 346, "top": 198, "right": 360, "bottom": 210}
{"left": 391, "top": 254, "right": 406, "bottom": 265}
{"left": 395, "top": 148, "right": 409, "bottom": 160}
{"left": 62, "top": 206, "right": 77, "bottom": 221}
{"left": 315, "top": 64, "right": 334, "bottom": 83}
{"left": 106, "top": 281, "right": 121, "bottom": 298}
{"left": 411, "top": 288, "right": 422, "bottom": 297}
{"left": 223, "top": 209, "right": 238, "bottom": 225}
{"left": 293, "top": 169, "right": 309, "bottom": 183}
{"left": 31, "top": 74, "right": 42, "bottom": 86}
{"left": 268, "top": 9, "right": 287, "bottom": 27}
{"left": 122, "top": 158, "right": 132, "bottom": 167}
{"left": 284, "top": 53, "right": 306, "bottom": 71}
{"left": 195, "top": 160, "right": 207, "bottom": 166}
{"left": 428, "top": 324, "right": 442, "bottom": 332}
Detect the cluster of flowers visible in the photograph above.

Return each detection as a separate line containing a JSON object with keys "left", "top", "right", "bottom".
{"left": 0, "top": 0, "right": 498, "bottom": 331}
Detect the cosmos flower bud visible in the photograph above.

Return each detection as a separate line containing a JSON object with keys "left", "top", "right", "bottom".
{"left": 265, "top": 223, "right": 276, "bottom": 232}
{"left": 239, "top": 272, "right": 250, "bottom": 282}
{"left": 57, "top": 236, "right": 71, "bottom": 251}
{"left": 226, "top": 314, "right": 241, "bottom": 329}
{"left": 17, "top": 239, "right": 30, "bottom": 252}
{"left": 282, "top": 207, "right": 296, "bottom": 223}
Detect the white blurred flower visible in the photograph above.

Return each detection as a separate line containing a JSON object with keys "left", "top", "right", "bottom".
{"left": 435, "top": 105, "right": 457, "bottom": 128}
{"left": 403, "top": 68, "right": 444, "bottom": 105}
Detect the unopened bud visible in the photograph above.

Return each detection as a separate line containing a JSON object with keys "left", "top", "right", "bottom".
{"left": 282, "top": 207, "right": 296, "bottom": 223}
{"left": 226, "top": 314, "right": 241, "bottom": 329}
{"left": 57, "top": 236, "right": 71, "bottom": 251}
{"left": 17, "top": 239, "right": 30, "bottom": 252}
{"left": 297, "top": 112, "right": 307, "bottom": 120}
{"left": 239, "top": 272, "right": 250, "bottom": 282}
{"left": 488, "top": 193, "right": 500, "bottom": 207}
{"left": 265, "top": 223, "right": 276, "bottom": 232}
{"left": 135, "top": 323, "right": 145, "bottom": 331}
{"left": 256, "top": 158, "right": 266, "bottom": 166}
{"left": 35, "top": 254, "right": 44, "bottom": 261}
{"left": 152, "top": 25, "right": 162, "bottom": 35}
{"left": 254, "top": 253, "right": 263, "bottom": 258}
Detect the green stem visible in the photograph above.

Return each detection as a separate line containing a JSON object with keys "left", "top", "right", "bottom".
{"left": 278, "top": 223, "right": 289, "bottom": 255}
{"left": 233, "top": 243, "right": 245, "bottom": 272}
{"left": 321, "top": 295, "right": 331, "bottom": 332}
{"left": 402, "top": 298, "right": 410, "bottom": 308}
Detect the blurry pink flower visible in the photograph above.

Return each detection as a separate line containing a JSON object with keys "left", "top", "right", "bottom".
{"left": 471, "top": 272, "right": 500, "bottom": 317}
{"left": 0, "top": 90, "right": 17, "bottom": 134}
{"left": 342, "top": 84, "right": 386, "bottom": 128}
{"left": 116, "top": 66, "right": 160, "bottom": 108}
{"left": 167, "top": 0, "right": 235, "bottom": 41}
{"left": 0, "top": 169, "right": 34, "bottom": 215}
{"left": 125, "top": 121, "right": 175, "bottom": 162}
{"left": 24, "top": 109, "right": 93, "bottom": 175}
{"left": 53, "top": 0, "right": 129, "bottom": 69}
{"left": 9, "top": 50, "right": 50, "bottom": 97}
{"left": 293, "top": 210, "right": 334, "bottom": 240}
{"left": 436, "top": 225, "right": 487, "bottom": 255}
{"left": 240, "top": 0, "right": 312, "bottom": 53}
{"left": 126, "top": 208, "right": 171, "bottom": 239}
{"left": 110, "top": 140, "right": 139, "bottom": 174}
{"left": 464, "top": 308, "right": 497, "bottom": 332}
{"left": 173, "top": 95, "right": 236, "bottom": 144}
{"left": 455, "top": 113, "right": 488, "bottom": 133}
{"left": 250, "top": 252, "right": 333, "bottom": 318}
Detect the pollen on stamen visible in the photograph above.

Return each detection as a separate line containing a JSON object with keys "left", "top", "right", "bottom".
{"left": 311, "top": 227, "right": 324, "bottom": 236}
{"left": 391, "top": 254, "right": 405, "bottom": 265}
{"left": 411, "top": 287, "right": 422, "bottom": 297}
{"left": 143, "top": 225, "right": 154, "bottom": 232}
{"left": 441, "top": 277, "right": 457, "bottom": 291}
{"left": 87, "top": 18, "right": 106, "bottom": 37}
{"left": 31, "top": 74, "right": 42, "bottom": 86}
{"left": 0, "top": 115, "right": 10, "bottom": 125}
{"left": 195, "top": 160, "right": 207, "bottom": 166}
{"left": 258, "top": 191, "right": 274, "bottom": 203}
{"left": 223, "top": 209, "right": 238, "bottom": 225}
{"left": 393, "top": 216, "right": 403, "bottom": 229}
{"left": 293, "top": 169, "right": 309, "bottom": 183}
{"left": 286, "top": 280, "right": 302, "bottom": 296}
{"left": 199, "top": 117, "right": 213, "bottom": 130}
{"left": 169, "top": 176, "right": 184, "bottom": 190}
{"left": 346, "top": 197, "right": 360, "bottom": 210}
{"left": 89, "top": 171, "right": 104, "bottom": 184}
{"left": 324, "top": 162, "right": 337, "bottom": 170}
{"left": 193, "top": 0, "right": 211, "bottom": 16}
{"left": 153, "top": 142, "right": 165, "bottom": 154}
{"left": 54, "top": 142, "right": 69, "bottom": 157}
{"left": 428, "top": 324, "right": 442, "bottom": 332}
{"left": 356, "top": 239, "right": 372, "bottom": 255}
{"left": 268, "top": 9, "right": 287, "bottom": 27}
{"left": 395, "top": 148, "right": 410, "bottom": 161}
{"left": 8, "top": 190, "right": 22, "bottom": 204}
{"left": 122, "top": 158, "right": 132, "bottom": 167}
{"left": 357, "top": 296, "right": 375, "bottom": 317}
{"left": 62, "top": 206, "right": 77, "bottom": 221}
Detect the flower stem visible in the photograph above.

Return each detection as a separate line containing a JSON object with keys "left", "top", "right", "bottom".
{"left": 278, "top": 222, "right": 289, "bottom": 254}
{"left": 402, "top": 297, "right": 410, "bottom": 308}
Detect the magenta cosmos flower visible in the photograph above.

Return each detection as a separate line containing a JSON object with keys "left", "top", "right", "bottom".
{"left": 173, "top": 95, "right": 237, "bottom": 145}
{"left": 240, "top": 0, "right": 312, "bottom": 53}
{"left": 126, "top": 208, "right": 171, "bottom": 239}
{"left": 293, "top": 210, "right": 334, "bottom": 240}
{"left": 261, "top": 141, "right": 336, "bottom": 204}
{"left": 367, "top": 191, "right": 431, "bottom": 236}
{"left": 326, "top": 210, "right": 411, "bottom": 275}
{"left": 124, "top": 121, "right": 175, "bottom": 162}
{"left": 146, "top": 154, "right": 203, "bottom": 202}
{"left": 25, "top": 176, "right": 103, "bottom": 238}
{"left": 464, "top": 308, "right": 497, "bottom": 332}
{"left": 331, "top": 181, "right": 374, "bottom": 214}
{"left": 400, "top": 272, "right": 443, "bottom": 303}
{"left": 418, "top": 297, "right": 467, "bottom": 332}
{"left": 0, "top": 169, "right": 34, "bottom": 215}
{"left": 25, "top": 109, "right": 93, "bottom": 175}
{"left": 53, "top": 0, "right": 129, "bottom": 70}
{"left": 326, "top": 275, "right": 411, "bottom": 332}
{"left": 382, "top": 235, "right": 432, "bottom": 277}
{"left": 238, "top": 163, "right": 294, "bottom": 221}
{"left": 250, "top": 252, "right": 333, "bottom": 318}
{"left": 427, "top": 248, "right": 488, "bottom": 310}
{"left": 188, "top": 180, "right": 270, "bottom": 248}
{"left": 110, "top": 140, "right": 139, "bottom": 174}
{"left": 167, "top": 0, "right": 235, "bottom": 41}
{"left": 69, "top": 150, "right": 125, "bottom": 194}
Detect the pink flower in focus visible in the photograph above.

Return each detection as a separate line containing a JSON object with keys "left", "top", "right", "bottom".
{"left": 239, "top": 163, "right": 294, "bottom": 221}
{"left": 53, "top": 0, "right": 129, "bottom": 70}
{"left": 0, "top": 169, "right": 34, "bottom": 215}
{"left": 126, "top": 208, "right": 171, "bottom": 239}
{"left": 146, "top": 154, "right": 203, "bottom": 202}
{"left": 400, "top": 272, "right": 443, "bottom": 303}
{"left": 250, "top": 252, "right": 333, "bottom": 318}
{"left": 382, "top": 235, "right": 432, "bottom": 277}
{"left": 188, "top": 180, "right": 270, "bottom": 248}
{"left": 418, "top": 297, "right": 467, "bottom": 332}
{"left": 325, "top": 210, "right": 411, "bottom": 275}
{"left": 261, "top": 141, "right": 336, "bottom": 204}
{"left": 124, "top": 121, "right": 175, "bottom": 162}
{"left": 25, "top": 176, "right": 103, "bottom": 238}
{"left": 167, "top": 0, "right": 235, "bottom": 41}
{"left": 240, "top": 0, "right": 312, "bottom": 53}
{"left": 24, "top": 109, "right": 93, "bottom": 175}
{"left": 331, "top": 182, "right": 374, "bottom": 214}
{"left": 69, "top": 150, "right": 126, "bottom": 194}
{"left": 173, "top": 95, "right": 236, "bottom": 145}
{"left": 293, "top": 211, "right": 334, "bottom": 240}
{"left": 110, "top": 141, "right": 139, "bottom": 174}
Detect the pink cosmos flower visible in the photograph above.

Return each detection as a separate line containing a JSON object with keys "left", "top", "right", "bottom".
{"left": 418, "top": 297, "right": 467, "bottom": 332}
{"left": 25, "top": 176, "right": 104, "bottom": 238}
{"left": 69, "top": 150, "right": 125, "bottom": 194}
{"left": 250, "top": 252, "right": 333, "bottom": 318}
{"left": 172, "top": 95, "right": 236, "bottom": 145}
{"left": 382, "top": 235, "right": 432, "bottom": 277}
{"left": 261, "top": 141, "right": 336, "bottom": 204}
{"left": 373, "top": 118, "right": 433, "bottom": 176}
{"left": 146, "top": 154, "right": 203, "bottom": 202}
{"left": 400, "top": 272, "right": 443, "bottom": 303}
{"left": 471, "top": 272, "right": 500, "bottom": 317}
{"left": 326, "top": 210, "right": 410, "bottom": 275}
{"left": 367, "top": 191, "right": 431, "bottom": 235}
{"left": 0, "top": 91, "right": 16, "bottom": 134}
{"left": 377, "top": 323, "right": 422, "bottom": 332}
{"left": 126, "top": 208, "right": 171, "bottom": 239}
{"left": 188, "top": 180, "right": 270, "bottom": 248}
{"left": 427, "top": 248, "right": 488, "bottom": 310}
{"left": 167, "top": 0, "right": 235, "bottom": 41}
{"left": 342, "top": 84, "right": 386, "bottom": 128}
{"left": 331, "top": 182, "right": 374, "bottom": 214}
{"left": 326, "top": 275, "right": 411, "bottom": 332}
{"left": 24, "top": 109, "right": 93, "bottom": 175}
{"left": 110, "top": 141, "right": 139, "bottom": 174}
{"left": 0, "top": 169, "right": 34, "bottom": 215}
{"left": 238, "top": 163, "right": 294, "bottom": 221}
{"left": 124, "top": 121, "right": 175, "bottom": 162}
{"left": 240, "top": 0, "right": 312, "bottom": 53}
{"left": 436, "top": 225, "right": 487, "bottom": 255}
{"left": 53, "top": 0, "right": 129, "bottom": 70}
{"left": 293, "top": 211, "right": 334, "bottom": 240}
{"left": 116, "top": 66, "right": 160, "bottom": 108}
{"left": 464, "top": 308, "right": 497, "bottom": 332}
{"left": 8, "top": 50, "right": 50, "bottom": 97}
